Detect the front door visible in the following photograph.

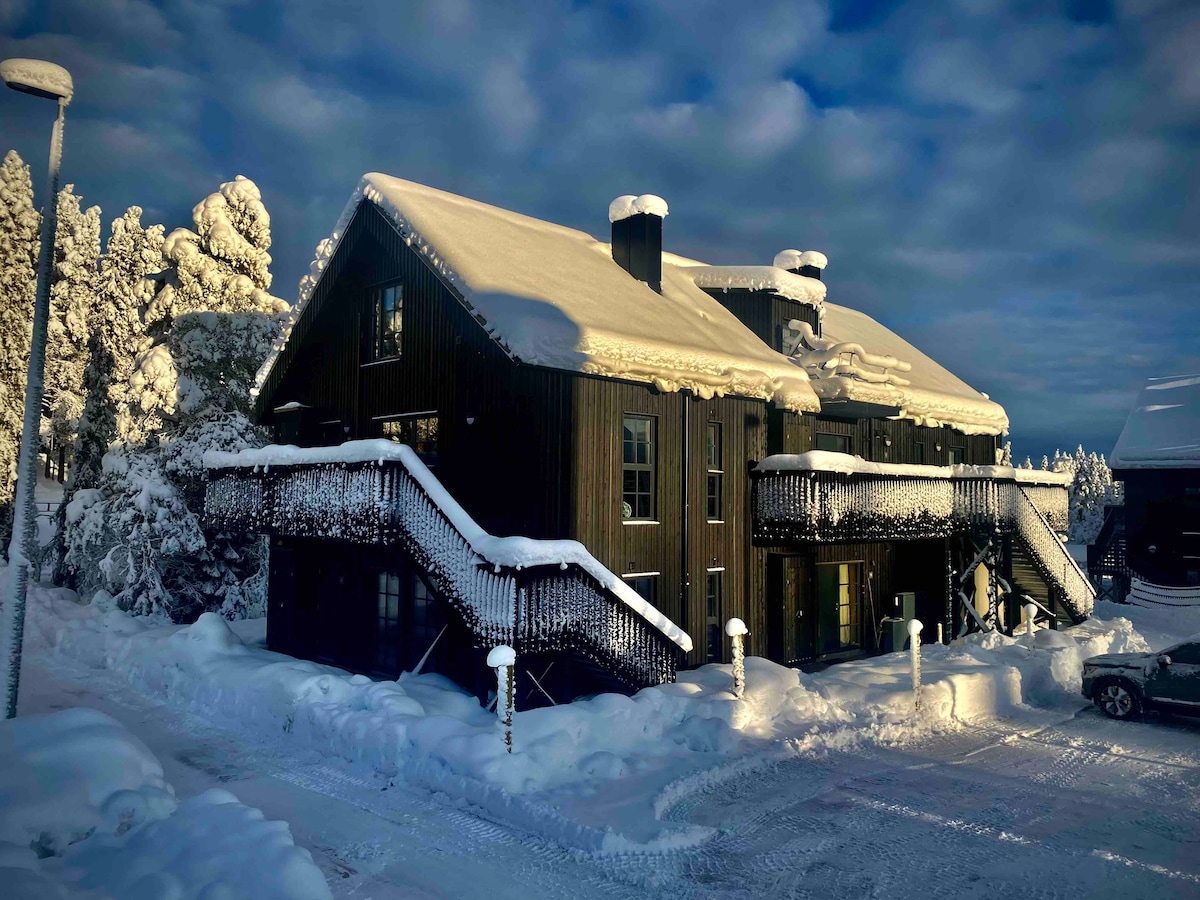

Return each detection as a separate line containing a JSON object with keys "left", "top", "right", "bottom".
{"left": 767, "top": 555, "right": 814, "bottom": 663}
{"left": 817, "top": 562, "right": 862, "bottom": 656}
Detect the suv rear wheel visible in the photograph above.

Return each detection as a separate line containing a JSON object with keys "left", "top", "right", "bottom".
{"left": 1095, "top": 679, "right": 1141, "bottom": 720}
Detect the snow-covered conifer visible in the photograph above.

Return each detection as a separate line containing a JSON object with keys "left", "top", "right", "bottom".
{"left": 44, "top": 186, "right": 101, "bottom": 462}
{"left": 1000, "top": 441, "right": 1013, "bottom": 466}
{"left": 0, "top": 151, "right": 40, "bottom": 554}
{"left": 70, "top": 178, "right": 286, "bottom": 619}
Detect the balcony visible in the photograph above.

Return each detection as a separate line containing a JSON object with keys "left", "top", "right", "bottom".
{"left": 751, "top": 453, "right": 1069, "bottom": 544}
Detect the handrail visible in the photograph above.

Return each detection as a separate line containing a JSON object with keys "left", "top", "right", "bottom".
{"left": 1008, "top": 485, "right": 1095, "bottom": 620}
{"left": 205, "top": 457, "right": 683, "bottom": 689}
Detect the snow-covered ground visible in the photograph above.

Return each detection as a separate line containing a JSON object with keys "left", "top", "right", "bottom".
{"left": 13, "top": 575, "right": 1200, "bottom": 897}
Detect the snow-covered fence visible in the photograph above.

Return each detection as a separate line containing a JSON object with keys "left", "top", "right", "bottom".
{"left": 204, "top": 444, "right": 685, "bottom": 689}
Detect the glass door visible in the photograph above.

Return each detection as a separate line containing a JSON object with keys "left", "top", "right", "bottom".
{"left": 817, "top": 562, "right": 861, "bottom": 655}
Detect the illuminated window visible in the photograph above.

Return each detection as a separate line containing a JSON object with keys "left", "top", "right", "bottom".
{"left": 367, "top": 283, "right": 403, "bottom": 361}
{"left": 622, "top": 415, "right": 655, "bottom": 520}
{"left": 381, "top": 415, "right": 438, "bottom": 464}
{"left": 706, "top": 571, "right": 722, "bottom": 662}
{"left": 836, "top": 563, "right": 855, "bottom": 646}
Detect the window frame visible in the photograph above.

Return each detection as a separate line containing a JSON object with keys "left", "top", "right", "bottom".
{"left": 814, "top": 432, "right": 851, "bottom": 454}
{"left": 948, "top": 446, "right": 966, "bottom": 465}
{"left": 378, "top": 412, "right": 439, "bottom": 465}
{"left": 706, "top": 421, "right": 723, "bottom": 523}
{"left": 364, "top": 282, "right": 404, "bottom": 363}
{"left": 622, "top": 573, "right": 658, "bottom": 605}
{"left": 705, "top": 570, "right": 723, "bottom": 663}
{"left": 622, "top": 414, "right": 656, "bottom": 521}
{"left": 913, "top": 441, "right": 926, "bottom": 465}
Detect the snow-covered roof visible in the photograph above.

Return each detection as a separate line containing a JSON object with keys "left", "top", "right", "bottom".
{"left": 255, "top": 175, "right": 820, "bottom": 414}
{"left": 1110, "top": 374, "right": 1200, "bottom": 470}
{"left": 803, "top": 303, "right": 1010, "bottom": 436}
{"left": 686, "top": 265, "right": 827, "bottom": 310}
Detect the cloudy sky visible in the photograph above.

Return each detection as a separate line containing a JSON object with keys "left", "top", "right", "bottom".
{"left": 2, "top": 0, "right": 1196, "bottom": 461}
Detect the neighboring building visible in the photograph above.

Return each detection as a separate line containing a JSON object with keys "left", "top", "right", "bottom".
{"left": 1090, "top": 375, "right": 1200, "bottom": 604}
{"left": 205, "top": 175, "right": 1092, "bottom": 703}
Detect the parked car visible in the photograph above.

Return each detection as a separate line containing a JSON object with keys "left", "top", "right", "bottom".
{"left": 1082, "top": 637, "right": 1200, "bottom": 719}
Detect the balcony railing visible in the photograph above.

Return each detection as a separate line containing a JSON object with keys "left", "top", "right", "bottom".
{"left": 204, "top": 441, "right": 689, "bottom": 690}
{"left": 752, "top": 453, "right": 1090, "bottom": 620}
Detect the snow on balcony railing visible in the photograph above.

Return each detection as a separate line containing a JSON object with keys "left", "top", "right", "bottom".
{"left": 752, "top": 452, "right": 1070, "bottom": 542}
{"left": 204, "top": 441, "right": 689, "bottom": 688}
{"left": 1129, "top": 577, "right": 1200, "bottom": 608}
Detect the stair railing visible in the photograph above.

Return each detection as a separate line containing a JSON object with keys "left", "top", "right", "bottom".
{"left": 1006, "top": 485, "right": 1095, "bottom": 620}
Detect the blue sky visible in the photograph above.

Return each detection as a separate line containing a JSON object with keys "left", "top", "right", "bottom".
{"left": 2, "top": 0, "right": 1196, "bottom": 462}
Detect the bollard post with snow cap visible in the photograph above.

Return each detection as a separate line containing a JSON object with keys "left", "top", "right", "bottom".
{"left": 488, "top": 645, "right": 516, "bottom": 754}
{"left": 726, "top": 618, "right": 748, "bottom": 699}
{"left": 908, "top": 619, "right": 924, "bottom": 712}
{"left": 1025, "top": 603, "right": 1037, "bottom": 655}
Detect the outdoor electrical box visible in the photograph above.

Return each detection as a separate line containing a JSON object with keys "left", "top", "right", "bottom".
{"left": 880, "top": 617, "right": 908, "bottom": 653}
{"left": 893, "top": 592, "right": 917, "bottom": 621}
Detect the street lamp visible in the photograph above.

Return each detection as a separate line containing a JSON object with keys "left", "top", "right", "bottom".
{"left": 1, "top": 58, "right": 73, "bottom": 718}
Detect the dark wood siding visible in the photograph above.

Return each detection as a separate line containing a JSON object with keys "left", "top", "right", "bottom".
{"left": 703, "top": 288, "right": 820, "bottom": 353}
{"left": 769, "top": 411, "right": 997, "bottom": 466}
{"left": 1116, "top": 469, "right": 1200, "bottom": 586}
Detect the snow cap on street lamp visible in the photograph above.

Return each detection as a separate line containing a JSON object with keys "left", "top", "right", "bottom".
{"left": 1, "top": 58, "right": 73, "bottom": 103}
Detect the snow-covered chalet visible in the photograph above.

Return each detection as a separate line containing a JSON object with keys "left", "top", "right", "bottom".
{"left": 204, "top": 175, "right": 1094, "bottom": 703}
{"left": 1090, "top": 374, "right": 1200, "bottom": 606}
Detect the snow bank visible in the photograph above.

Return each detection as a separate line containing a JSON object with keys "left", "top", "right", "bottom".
{"left": 0, "top": 707, "right": 330, "bottom": 900}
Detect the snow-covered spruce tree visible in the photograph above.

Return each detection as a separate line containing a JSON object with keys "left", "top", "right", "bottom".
{"left": 72, "top": 177, "right": 286, "bottom": 620}
{"left": 56, "top": 208, "right": 164, "bottom": 590}
{"left": 44, "top": 186, "right": 101, "bottom": 468}
{"left": 0, "top": 151, "right": 40, "bottom": 557}
{"left": 1067, "top": 449, "right": 1115, "bottom": 544}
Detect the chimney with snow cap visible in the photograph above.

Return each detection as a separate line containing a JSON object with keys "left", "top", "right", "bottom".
{"left": 610, "top": 194, "right": 668, "bottom": 293}
{"left": 773, "top": 249, "right": 828, "bottom": 281}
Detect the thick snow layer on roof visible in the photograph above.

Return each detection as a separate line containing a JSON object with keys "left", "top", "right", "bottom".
{"left": 205, "top": 441, "right": 692, "bottom": 651}
{"left": 608, "top": 193, "right": 669, "bottom": 222}
{"left": 255, "top": 176, "right": 818, "bottom": 414}
{"left": 803, "top": 303, "right": 1009, "bottom": 436}
{"left": 756, "top": 451, "right": 1071, "bottom": 485}
{"left": 1110, "top": 374, "right": 1200, "bottom": 469}
{"left": 772, "top": 249, "right": 828, "bottom": 271}
{"left": 687, "top": 265, "right": 827, "bottom": 310}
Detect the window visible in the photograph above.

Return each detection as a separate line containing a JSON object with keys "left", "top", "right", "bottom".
{"left": 913, "top": 442, "right": 925, "bottom": 465}
{"left": 1168, "top": 642, "right": 1200, "bottom": 665}
{"left": 706, "top": 422, "right": 723, "bottom": 521}
{"left": 706, "top": 571, "right": 722, "bottom": 663}
{"left": 836, "top": 564, "right": 856, "bottom": 646}
{"left": 367, "top": 284, "right": 403, "bottom": 361}
{"left": 815, "top": 432, "right": 851, "bottom": 454}
{"left": 624, "top": 575, "right": 657, "bottom": 605}
{"left": 381, "top": 414, "right": 439, "bottom": 464}
{"left": 375, "top": 571, "right": 402, "bottom": 674}
{"left": 623, "top": 415, "right": 655, "bottom": 520}
{"left": 948, "top": 446, "right": 966, "bottom": 465}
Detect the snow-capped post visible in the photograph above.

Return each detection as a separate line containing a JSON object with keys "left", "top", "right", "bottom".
{"left": 1024, "top": 603, "right": 1037, "bottom": 654}
{"left": 725, "top": 618, "right": 748, "bottom": 699}
{"left": 0, "top": 58, "right": 72, "bottom": 719}
{"left": 908, "top": 619, "right": 924, "bottom": 712}
{"left": 487, "top": 645, "right": 516, "bottom": 753}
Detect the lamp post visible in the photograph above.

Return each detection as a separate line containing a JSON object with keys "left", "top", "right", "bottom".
{"left": 1, "top": 58, "right": 73, "bottom": 718}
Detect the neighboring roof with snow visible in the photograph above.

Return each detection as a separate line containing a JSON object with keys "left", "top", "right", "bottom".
{"left": 807, "top": 303, "right": 1010, "bottom": 436}
{"left": 255, "top": 175, "right": 820, "bottom": 414}
{"left": 1110, "top": 374, "right": 1200, "bottom": 470}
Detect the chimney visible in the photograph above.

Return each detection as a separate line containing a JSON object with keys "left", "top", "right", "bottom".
{"left": 610, "top": 194, "right": 668, "bottom": 293}
{"left": 773, "top": 249, "right": 828, "bottom": 281}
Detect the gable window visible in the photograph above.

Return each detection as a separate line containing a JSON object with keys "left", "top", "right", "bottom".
{"left": 367, "top": 283, "right": 403, "bottom": 361}
{"left": 815, "top": 432, "right": 851, "bottom": 454}
{"left": 706, "top": 422, "right": 723, "bottom": 522}
{"left": 705, "top": 570, "right": 723, "bottom": 663}
{"left": 380, "top": 414, "right": 439, "bottom": 465}
{"left": 948, "top": 446, "right": 966, "bottom": 465}
{"left": 623, "top": 415, "right": 655, "bottom": 520}
{"left": 914, "top": 442, "right": 926, "bottom": 465}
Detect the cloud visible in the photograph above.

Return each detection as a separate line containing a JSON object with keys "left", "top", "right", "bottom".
{"left": 0, "top": 0, "right": 1194, "bottom": 462}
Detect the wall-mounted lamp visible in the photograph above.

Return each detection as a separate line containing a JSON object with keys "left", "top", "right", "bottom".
{"left": 466, "top": 416, "right": 475, "bottom": 425}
